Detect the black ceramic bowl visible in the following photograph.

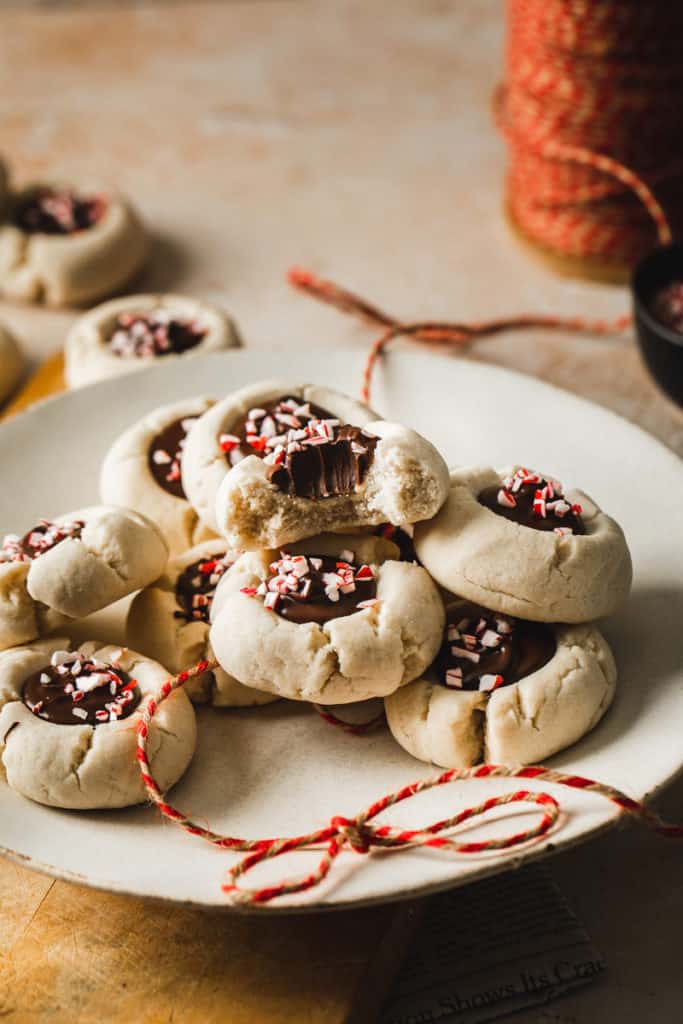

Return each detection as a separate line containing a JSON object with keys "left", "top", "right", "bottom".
{"left": 632, "top": 242, "right": 683, "bottom": 406}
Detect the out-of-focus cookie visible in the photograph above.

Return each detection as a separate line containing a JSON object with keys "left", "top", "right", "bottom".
{"left": 0, "top": 321, "right": 25, "bottom": 403}
{"left": 127, "top": 539, "right": 276, "bottom": 706}
{"left": 0, "top": 641, "right": 196, "bottom": 809}
{"left": 0, "top": 506, "right": 168, "bottom": 650}
{"left": 210, "top": 535, "right": 445, "bottom": 704}
{"left": 100, "top": 396, "right": 218, "bottom": 554}
{"left": 181, "top": 380, "right": 375, "bottom": 536}
{"left": 0, "top": 185, "right": 147, "bottom": 307}
{"left": 385, "top": 600, "right": 617, "bottom": 767}
{"left": 414, "top": 466, "right": 632, "bottom": 623}
{"left": 65, "top": 292, "right": 238, "bottom": 388}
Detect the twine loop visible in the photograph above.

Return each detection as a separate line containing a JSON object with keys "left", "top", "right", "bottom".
{"left": 137, "top": 662, "right": 681, "bottom": 907}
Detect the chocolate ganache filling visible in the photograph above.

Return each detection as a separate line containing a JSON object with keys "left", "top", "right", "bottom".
{"left": 148, "top": 415, "right": 199, "bottom": 500}
{"left": 0, "top": 519, "right": 84, "bottom": 565}
{"left": 218, "top": 395, "right": 338, "bottom": 467}
{"left": 22, "top": 649, "right": 140, "bottom": 726}
{"left": 241, "top": 551, "right": 378, "bottom": 625}
{"left": 109, "top": 313, "right": 207, "bottom": 359}
{"left": 436, "top": 604, "right": 555, "bottom": 693}
{"left": 13, "top": 188, "right": 105, "bottom": 235}
{"left": 174, "top": 551, "right": 238, "bottom": 624}
{"left": 478, "top": 468, "right": 585, "bottom": 535}
{"left": 218, "top": 395, "right": 378, "bottom": 498}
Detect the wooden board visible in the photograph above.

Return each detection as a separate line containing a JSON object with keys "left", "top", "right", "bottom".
{"left": 0, "top": 359, "right": 423, "bottom": 1024}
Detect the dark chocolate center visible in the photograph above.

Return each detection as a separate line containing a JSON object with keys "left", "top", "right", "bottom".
{"left": 12, "top": 189, "right": 105, "bottom": 235}
{"left": 22, "top": 656, "right": 141, "bottom": 726}
{"left": 245, "top": 552, "right": 378, "bottom": 625}
{"left": 478, "top": 470, "right": 585, "bottom": 535}
{"left": 0, "top": 520, "right": 85, "bottom": 565}
{"left": 268, "top": 424, "right": 377, "bottom": 500}
{"left": 219, "top": 395, "right": 336, "bottom": 467}
{"left": 109, "top": 314, "right": 206, "bottom": 359}
{"left": 436, "top": 604, "right": 555, "bottom": 692}
{"left": 174, "top": 552, "right": 236, "bottom": 624}
{"left": 148, "top": 416, "right": 198, "bottom": 500}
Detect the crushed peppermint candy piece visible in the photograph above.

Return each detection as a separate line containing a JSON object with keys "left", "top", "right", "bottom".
{"left": 109, "top": 312, "right": 207, "bottom": 359}
{"left": 1, "top": 519, "right": 85, "bottom": 565}
{"left": 13, "top": 188, "right": 105, "bottom": 235}
{"left": 243, "top": 551, "right": 377, "bottom": 624}
{"left": 479, "top": 469, "right": 585, "bottom": 535}
{"left": 478, "top": 674, "right": 505, "bottom": 692}
{"left": 437, "top": 605, "right": 554, "bottom": 694}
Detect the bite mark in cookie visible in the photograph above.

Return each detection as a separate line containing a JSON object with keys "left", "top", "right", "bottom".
{"left": 436, "top": 604, "right": 555, "bottom": 693}
{"left": 218, "top": 395, "right": 378, "bottom": 500}
{"left": 479, "top": 468, "right": 585, "bottom": 536}
{"left": 174, "top": 551, "right": 239, "bottom": 624}
{"left": 22, "top": 648, "right": 141, "bottom": 725}
{"left": 13, "top": 188, "right": 106, "bottom": 235}
{"left": 241, "top": 551, "right": 378, "bottom": 624}
{"left": 110, "top": 312, "right": 207, "bottom": 359}
{"left": 0, "top": 519, "right": 84, "bottom": 564}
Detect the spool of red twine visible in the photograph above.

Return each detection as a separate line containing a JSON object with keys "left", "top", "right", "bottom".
{"left": 498, "top": 0, "right": 683, "bottom": 274}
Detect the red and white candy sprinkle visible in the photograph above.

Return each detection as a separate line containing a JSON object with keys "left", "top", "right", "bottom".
{"left": 242, "top": 551, "right": 378, "bottom": 613}
{"left": 496, "top": 469, "right": 582, "bottom": 533}
{"left": 0, "top": 519, "right": 84, "bottom": 564}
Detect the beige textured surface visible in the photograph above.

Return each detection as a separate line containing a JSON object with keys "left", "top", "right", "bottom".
{"left": 0, "top": 3, "right": 680, "bottom": 1023}
{"left": 0, "top": 1, "right": 681, "bottom": 454}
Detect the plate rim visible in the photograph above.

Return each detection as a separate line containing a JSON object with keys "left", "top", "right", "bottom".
{"left": 0, "top": 346, "right": 681, "bottom": 911}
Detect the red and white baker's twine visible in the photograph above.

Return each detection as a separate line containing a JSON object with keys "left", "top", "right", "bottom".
{"left": 287, "top": 267, "right": 632, "bottom": 404}
{"left": 137, "top": 659, "right": 682, "bottom": 907}
{"left": 287, "top": 5, "right": 683, "bottom": 404}
{"left": 498, "top": 0, "right": 682, "bottom": 266}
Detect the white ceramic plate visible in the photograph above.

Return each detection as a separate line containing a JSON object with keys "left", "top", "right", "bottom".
{"left": 0, "top": 349, "right": 681, "bottom": 911}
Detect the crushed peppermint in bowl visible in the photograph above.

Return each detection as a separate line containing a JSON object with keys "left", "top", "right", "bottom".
{"left": 22, "top": 648, "right": 141, "bottom": 726}
{"left": 478, "top": 468, "right": 584, "bottom": 536}
{"left": 240, "top": 551, "right": 379, "bottom": 624}
{"left": 219, "top": 395, "right": 378, "bottom": 499}
{"left": 109, "top": 311, "right": 207, "bottom": 359}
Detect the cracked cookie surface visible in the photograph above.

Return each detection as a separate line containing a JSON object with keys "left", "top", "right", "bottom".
{"left": 414, "top": 465, "right": 632, "bottom": 623}
{"left": 209, "top": 535, "right": 445, "bottom": 703}
{"left": 0, "top": 186, "right": 148, "bottom": 308}
{"left": 385, "top": 601, "right": 617, "bottom": 767}
{"left": 0, "top": 505, "right": 168, "bottom": 650}
{"left": 127, "top": 539, "right": 278, "bottom": 707}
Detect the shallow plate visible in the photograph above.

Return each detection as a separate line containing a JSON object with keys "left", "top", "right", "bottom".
{"left": 0, "top": 349, "right": 681, "bottom": 911}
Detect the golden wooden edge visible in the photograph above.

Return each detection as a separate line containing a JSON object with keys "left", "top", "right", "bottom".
{"left": 2, "top": 351, "right": 66, "bottom": 421}
{"left": 504, "top": 202, "right": 632, "bottom": 286}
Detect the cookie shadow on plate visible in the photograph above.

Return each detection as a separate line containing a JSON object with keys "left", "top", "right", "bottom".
{"left": 556, "top": 583, "right": 683, "bottom": 762}
{"left": 134, "top": 230, "right": 192, "bottom": 294}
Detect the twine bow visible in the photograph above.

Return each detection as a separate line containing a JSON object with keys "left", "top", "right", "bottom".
{"left": 136, "top": 658, "right": 682, "bottom": 907}
{"left": 286, "top": 268, "right": 631, "bottom": 404}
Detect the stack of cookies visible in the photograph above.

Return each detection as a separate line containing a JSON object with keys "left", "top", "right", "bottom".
{"left": 0, "top": 378, "right": 632, "bottom": 814}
